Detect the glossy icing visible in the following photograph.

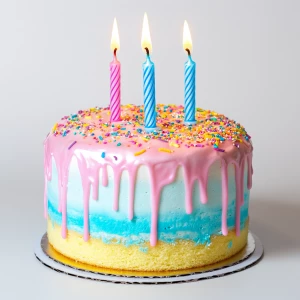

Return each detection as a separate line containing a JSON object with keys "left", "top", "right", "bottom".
{"left": 44, "top": 104, "right": 253, "bottom": 246}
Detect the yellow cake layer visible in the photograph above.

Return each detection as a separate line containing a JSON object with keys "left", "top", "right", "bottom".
{"left": 47, "top": 218, "right": 249, "bottom": 271}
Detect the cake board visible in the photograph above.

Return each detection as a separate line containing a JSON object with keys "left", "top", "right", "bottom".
{"left": 34, "top": 231, "right": 263, "bottom": 284}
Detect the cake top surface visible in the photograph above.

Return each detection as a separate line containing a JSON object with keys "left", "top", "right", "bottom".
{"left": 49, "top": 104, "right": 251, "bottom": 155}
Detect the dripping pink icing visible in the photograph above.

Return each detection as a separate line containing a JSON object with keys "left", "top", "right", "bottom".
{"left": 113, "top": 168, "right": 122, "bottom": 211}
{"left": 128, "top": 168, "right": 137, "bottom": 220}
{"left": 44, "top": 105, "right": 253, "bottom": 246}
{"left": 149, "top": 162, "right": 179, "bottom": 245}
{"left": 221, "top": 160, "right": 228, "bottom": 236}
{"left": 247, "top": 154, "right": 253, "bottom": 190}
{"left": 233, "top": 157, "right": 246, "bottom": 236}
{"left": 101, "top": 166, "right": 108, "bottom": 187}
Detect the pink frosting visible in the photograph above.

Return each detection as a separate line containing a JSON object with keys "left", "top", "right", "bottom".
{"left": 44, "top": 105, "right": 253, "bottom": 246}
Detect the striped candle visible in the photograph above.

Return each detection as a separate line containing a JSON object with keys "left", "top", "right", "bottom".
{"left": 143, "top": 53, "right": 156, "bottom": 131}
{"left": 184, "top": 54, "right": 196, "bottom": 124}
{"left": 110, "top": 52, "right": 121, "bottom": 122}
{"left": 141, "top": 13, "right": 156, "bottom": 132}
{"left": 110, "top": 18, "right": 121, "bottom": 122}
{"left": 183, "top": 20, "right": 196, "bottom": 125}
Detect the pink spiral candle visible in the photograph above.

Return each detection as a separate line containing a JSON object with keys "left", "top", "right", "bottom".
{"left": 110, "top": 50, "right": 121, "bottom": 122}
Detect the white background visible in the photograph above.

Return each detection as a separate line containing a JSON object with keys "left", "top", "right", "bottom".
{"left": 0, "top": 0, "right": 299, "bottom": 299}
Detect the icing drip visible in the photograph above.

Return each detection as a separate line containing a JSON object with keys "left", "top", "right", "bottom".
{"left": 44, "top": 105, "right": 253, "bottom": 246}
{"left": 101, "top": 166, "right": 108, "bottom": 187}
{"left": 52, "top": 144, "right": 72, "bottom": 238}
{"left": 221, "top": 160, "right": 228, "bottom": 236}
{"left": 247, "top": 154, "right": 253, "bottom": 190}
{"left": 113, "top": 169, "right": 122, "bottom": 211}
{"left": 128, "top": 168, "right": 137, "bottom": 220}
{"left": 149, "top": 162, "right": 178, "bottom": 246}
{"left": 76, "top": 154, "right": 98, "bottom": 241}
{"left": 234, "top": 158, "right": 246, "bottom": 236}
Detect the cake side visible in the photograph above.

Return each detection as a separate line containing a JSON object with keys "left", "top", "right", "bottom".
{"left": 44, "top": 104, "right": 253, "bottom": 271}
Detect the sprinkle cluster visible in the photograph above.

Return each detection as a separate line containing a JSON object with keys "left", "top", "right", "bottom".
{"left": 52, "top": 104, "right": 251, "bottom": 154}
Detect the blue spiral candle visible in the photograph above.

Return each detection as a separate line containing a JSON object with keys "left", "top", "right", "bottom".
{"left": 184, "top": 53, "right": 196, "bottom": 125}
{"left": 143, "top": 50, "right": 157, "bottom": 132}
{"left": 141, "top": 13, "right": 156, "bottom": 132}
{"left": 183, "top": 20, "right": 196, "bottom": 125}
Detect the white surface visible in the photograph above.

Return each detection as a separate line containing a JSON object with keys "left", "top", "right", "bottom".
{"left": 0, "top": 0, "right": 299, "bottom": 299}
{"left": 34, "top": 232, "right": 261, "bottom": 283}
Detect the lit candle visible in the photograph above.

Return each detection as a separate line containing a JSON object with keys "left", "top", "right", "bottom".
{"left": 183, "top": 21, "right": 196, "bottom": 125}
{"left": 141, "top": 13, "right": 157, "bottom": 132}
{"left": 110, "top": 18, "right": 121, "bottom": 122}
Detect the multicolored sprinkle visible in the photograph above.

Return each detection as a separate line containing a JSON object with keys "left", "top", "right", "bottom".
{"left": 51, "top": 104, "right": 251, "bottom": 152}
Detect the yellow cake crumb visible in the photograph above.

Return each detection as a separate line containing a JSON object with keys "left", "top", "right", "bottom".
{"left": 47, "top": 218, "right": 249, "bottom": 272}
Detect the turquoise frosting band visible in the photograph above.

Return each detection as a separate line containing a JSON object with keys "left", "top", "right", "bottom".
{"left": 48, "top": 193, "right": 249, "bottom": 247}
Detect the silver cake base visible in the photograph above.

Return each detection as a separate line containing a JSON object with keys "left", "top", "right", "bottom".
{"left": 34, "top": 232, "right": 263, "bottom": 284}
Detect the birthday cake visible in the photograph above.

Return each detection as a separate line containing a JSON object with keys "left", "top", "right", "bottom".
{"left": 44, "top": 104, "right": 253, "bottom": 271}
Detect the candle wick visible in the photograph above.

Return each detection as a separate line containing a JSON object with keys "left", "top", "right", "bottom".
{"left": 145, "top": 47, "right": 150, "bottom": 56}
{"left": 185, "top": 48, "right": 191, "bottom": 56}
{"left": 114, "top": 48, "right": 118, "bottom": 58}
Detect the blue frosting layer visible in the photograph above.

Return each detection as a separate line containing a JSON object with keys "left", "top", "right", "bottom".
{"left": 48, "top": 192, "right": 249, "bottom": 246}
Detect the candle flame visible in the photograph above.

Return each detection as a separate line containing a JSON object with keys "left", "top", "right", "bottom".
{"left": 183, "top": 20, "right": 192, "bottom": 53}
{"left": 111, "top": 18, "right": 120, "bottom": 52}
{"left": 141, "top": 13, "right": 152, "bottom": 53}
